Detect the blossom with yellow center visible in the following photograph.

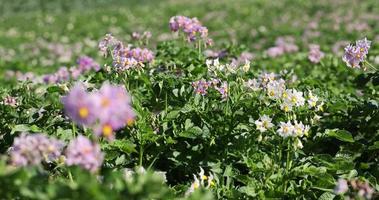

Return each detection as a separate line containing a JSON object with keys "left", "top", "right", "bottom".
{"left": 102, "top": 124, "right": 113, "bottom": 137}
{"left": 193, "top": 182, "right": 199, "bottom": 189}
{"left": 79, "top": 107, "right": 89, "bottom": 118}
{"left": 101, "top": 98, "right": 110, "bottom": 107}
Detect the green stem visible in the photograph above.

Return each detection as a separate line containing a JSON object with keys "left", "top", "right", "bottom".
{"left": 284, "top": 138, "right": 292, "bottom": 192}
{"left": 139, "top": 142, "right": 143, "bottom": 167}
{"left": 68, "top": 170, "right": 74, "bottom": 183}
{"left": 286, "top": 139, "right": 292, "bottom": 172}
{"left": 198, "top": 40, "right": 202, "bottom": 60}
{"left": 165, "top": 92, "right": 168, "bottom": 113}
{"left": 72, "top": 123, "right": 76, "bottom": 137}
{"left": 364, "top": 60, "right": 378, "bottom": 71}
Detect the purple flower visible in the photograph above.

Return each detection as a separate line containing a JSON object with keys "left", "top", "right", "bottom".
{"left": 231, "top": 52, "right": 254, "bottom": 66}
{"left": 77, "top": 56, "right": 100, "bottom": 72}
{"left": 266, "top": 46, "right": 284, "bottom": 58}
{"left": 215, "top": 81, "right": 228, "bottom": 100}
{"left": 131, "top": 32, "right": 141, "bottom": 40}
{"left": 99, "top": 34, "right": 154, "bottom": 70}
{"left": 192, "top": 80, "right": 210, "bottom": 95}
{"left": 9, "top": 133, "right": 64, "bottom": 166}
{"left": 334, "top": 178, "right": 348, "bottom": 194}
{"left": 342, "top": 38, "right": 371, "bottom": 69}
{"left": 308, "top": 44, "right": 324, "bottom": 63}
{"left": 113, "top": 57, "right": 139, "bottom": 71}
{"left": 2, "top": 96, "right": 18, "bottom": 107}
{"left": 65, "top": 135, "right": 104, "bottom": 173}
{"left": 98, "top": 33, "right": 117, "bottom": 57}
{"left": 61, "top": 84, "right": 99, "bottom": 126}
{"left": 70, "top": 67, "right": 83, "bottom": 79}
{"left": 169, "top": 16, "right": 212, "bottom": 44}
{"left": 355, "top": 38, "right": 371, "bottom": 55}
{"left": 127, "top": 48, "right": 154, "bottom": 63}
{"left": 42, "top": 56, "right": 100, "bottom": 84}
{"left": 93, "top": 83, "right": 135, "bottom": 140}
{"left": 266, "top": 36, "right": 299, "bottom": 58}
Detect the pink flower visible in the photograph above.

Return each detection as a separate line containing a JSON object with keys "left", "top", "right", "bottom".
{"left": 65, "top": 135, "right": 104, "bottom": 173}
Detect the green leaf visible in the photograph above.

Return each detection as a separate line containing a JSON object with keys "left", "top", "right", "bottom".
{"left": 318, "top": 192, "right": 335, "bottom": 200}
{"left": 46, "top": 86, "right": 65, "bottom": 94}
{"left": 326, "top": 129, "right": 354, "bottom": 143}
{"left": 368, "top": 141, "right": 379, "bottom": 150}
{"left": 165, "top": 110, "right": 180, "bottom": 121}
{"left": 11, "top": 124, "right": 40, "bottom": 134}
{"left": 179, "top": 126, "right": 202, "bottom": 139}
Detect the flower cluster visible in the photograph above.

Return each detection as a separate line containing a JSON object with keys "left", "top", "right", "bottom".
{"left": 231, "top": 51, "right": 254, "bottom": 67}
{"left": 43, "top": 56, "right": 100, "bottom": 84}
{"left": 254, "top": 115, "right": 310, "bottom": 149}
{"left": 192, "top": 79, "right": 228, "bottom": 100}
{"left": 206, "top": 58, "right": 251, "bottom": 76}
{"left": 308, "top": 44, "right": 324, "bottom": 63}
{"left": 246, "top": 73, "right": 324, "bottom": 112}
{"left": 5, "top": 70, "right": 37, "bottom": 82}
{"left": 65, "top": 135, "right": 104, "bottom": 173}
{"left": 254, "top": 116, "right": 310, "bottom": 137}
{"left": 9, "top": 133, "right": 64, "bottom": 166}
{"left": 185, "top": 167, "right": 215, "bottom": 196}
{"left": 266, "top": 36, "right": 299, "bottom": 58}
{"left": 334, "top": 178, "right": 375, "bottom": 199}
{"left": 192, "top": 80, "right": 210, "bottom": 96}
{"left": 131, "top": 31, "right": 152, "bottom": 41}
{"left": 342, "top": 38, "right": 371, "bottom": 69}
{"left": 98, "top": 34, "right": 154, "bottom": 71}
{"left": 169, "top": 16, "right": 212, "bottom": 45}
{"left": 62, "top": 82, "right": 135, "bottom": 140}
{"left": 2, "top": 95, "right": 18, "bottom": 107}
{"left": 254, "top": 115, "right": 274, "bottom": 132}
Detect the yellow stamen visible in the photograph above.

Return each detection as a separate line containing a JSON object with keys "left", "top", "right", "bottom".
{"left": 102, "top": 124, "right": 113, "bottom": 137}
{"left": 193, "top": 182, "right": 199, "bottom": 189}
{"left": 79, "top": 107, "right": 89, "bottom": 118}
{"left": 202, "top": 175, "right": 208, "bottom": 180}
{"left": 101, "top": 98, "right": 110, "bottom": 107}
{"left": 126, "top": 118, "right": 134, "bottom": 126}
{"left": 283, "top": 127, "right": 289, "bottom": 133}
{"left": 210, "top": 181, "right": 215, "bottom": 187}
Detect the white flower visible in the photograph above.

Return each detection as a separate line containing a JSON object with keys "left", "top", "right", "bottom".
{"left": 293, "top": 121, "right": 310, "bottom": 137}
{"left": 206, "top": 173, "right": 215, "bottom": 188}
{"left": 245, "top": 79, "right": 261, "bottom": 91}
{"left": 155, "top": 171, "right": 167, "bottom": 182}
{"left": 307, "top": 91, "right": 319, "bottom": 108}
{"left": 266, "top": 80, "right": 285, "bottom": 99}
{"left": 280, "top": 99, "right": 293, "bottom": 112}
{"left": 259, "top": 72, "right": 277, "bottom": 86}
{"left": 294, "top": 138, "right": 303, "bottom": 149}
{"left": 287, "top": 89, "right": 305, "bottom": 107}
{"left": 293, "top": 121, "right": 305, "bottom": 136}
{"left": 136, "top": 166, "right": 146, "bottom": 174}
{"left": 242, "top": 60, "right": 250, "bottom": 72}
{"left": 206, "top": 59, "right": 213, "bottom": 67}
{"left": 185, "top": 167, "right": 215, "bottom": 196}
{"left": 185, "top": 175, "right": 200, "bottom": 196}
{"left": 316, "top": 101, "right": 324, "bottom": 112}
{"left": 124, "top": 168, "right": 134, "bottom": 182}
{"left": 277, "top": 121, "right": 295, "bottom": 137}
{"left": 213, "top": 58, "right": 220, "bottom": 67}
{"left": 255, "top": 115, "right": 274, "bottom": 132}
